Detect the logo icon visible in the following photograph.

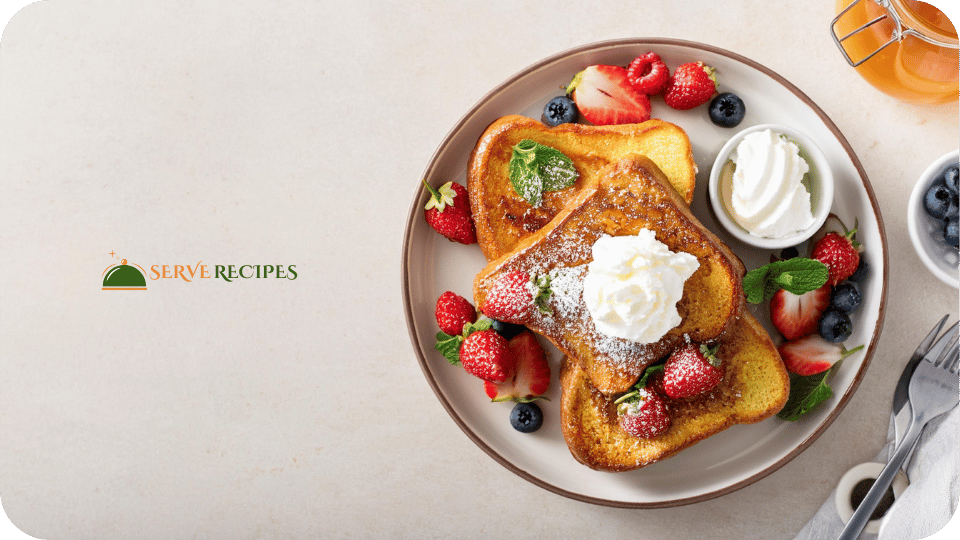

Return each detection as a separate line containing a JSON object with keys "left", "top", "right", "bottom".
{"left": 102, "top": 258, "right": 147, "bottom": 291}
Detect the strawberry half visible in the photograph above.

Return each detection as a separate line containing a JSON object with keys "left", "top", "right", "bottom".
{"left": 434, "top": 291, "right": 477, "bottom": 336}
{"left": 779, "top": 334, "right": 862, "bottom": 376}
{"left": 460, "top": 329, "right": 513, "bottom": 383}
{"left": 423, "top": 180, "right": 477, "bottom": 245}
{"left": 484, "top": 330, "right": 550, "bottom": 402}
{"left": 812, "top": 228, "right": 861, "bottom": 286}
{"left": 663, "top": 61, "right": 717, "bottom": 110}
{"left": 770, "top": 284, "right": 832, "bottom": 341}
{"left": 662, "top": 344, "right": 724, "bottom": 398}
{"left": 566, "top": 65, "right": 652, "bottom": 126}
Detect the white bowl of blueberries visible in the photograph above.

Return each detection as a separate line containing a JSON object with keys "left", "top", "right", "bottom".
{"left": 908, "top": 149, "right": 959, "bottom": 289}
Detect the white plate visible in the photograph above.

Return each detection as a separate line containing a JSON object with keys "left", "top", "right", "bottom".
{"left": 402, "top": 39, "right": 888, "bottom": 507}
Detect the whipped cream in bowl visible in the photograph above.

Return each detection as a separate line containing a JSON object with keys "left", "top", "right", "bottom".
{"left": 583, "top": 228, "right": 700, "bottom": 344}
{"left": 708, "top": 124, "right": 834, "bottom": 250}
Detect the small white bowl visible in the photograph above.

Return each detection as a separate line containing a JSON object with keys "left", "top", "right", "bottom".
{"left": 907, "top": 149, "right": 959, "bottom": 289}
{"left": 708, "top": 124, "right": 835, "bottom": 251}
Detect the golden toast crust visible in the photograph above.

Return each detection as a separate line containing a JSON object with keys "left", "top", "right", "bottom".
{"left": 468, "top": 115, "right": 697, "bottom": 261}
{"left": 473, "top": 156, "right": 744, "bottom": 395}
{"left": 559, "top": 312, "right": 790, "bottom": 472}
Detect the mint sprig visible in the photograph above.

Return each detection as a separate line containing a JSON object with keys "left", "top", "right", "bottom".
{"left": 777, "top": 344, "right": 863, "bottom": 421}
{"left": 507, "top": 140, "right": 578, "bottom": 207}
{"left": 433, "top": 318, "right": 493, "bottom": 365}
{"left": 743, "top": 257, "right": 829, "bottom": 304}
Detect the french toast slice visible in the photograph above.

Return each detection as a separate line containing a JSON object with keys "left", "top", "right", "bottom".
{"left": 559, "top": 312, "right": 790, "bottom": 472}
{"left": 473, "top": 155, "right": 745, "bottom": 395}
{"left": 468, "top": 114, "right": 697, "bottom": 261}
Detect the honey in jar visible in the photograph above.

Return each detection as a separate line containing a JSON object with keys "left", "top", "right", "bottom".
{"left": 832, "top": 0, "right": 958, "bottom": 104}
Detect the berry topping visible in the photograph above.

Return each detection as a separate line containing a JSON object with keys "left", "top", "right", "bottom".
{"left": 924, "top": 181, "right": 954, "bottom": 220}
{"left": 423, "top": 180, "right": 477, "bottom": 244}
{"left": 811, "top": 227, "right": 861, "bottom": 286}
{"left": 946, "top": 217, "right": 959, "bottom": 247}
{"left": 708, "top": 92, "right": 746, "bottom": 128}
{"left": 484, "top": 330, "right": 551, "bottom": 403}
{"left": 566, "top": 65, "right": 652, "bottom": 126}
{"left": 541, "top": 95, "right": 578, "bottom": 127}
{"left": 481, "top": 271, "right": 533, "bottom": 323}
{"left": 770, "top": 284, "right": 832, "bottom": 341}
{"left": 460, "top": 329, "right": 513, "bottom": 383}
{"left": 848, "top": 257, "right": 869, "bottom": 282}
{"left": 616, "top": 387, "right": 671, "bottom": 439}
{"left": 819, "top": 307, "right": 853, "bottom": 343}
{"left": 830, "top": 281, "right": 861, "bottom": 313}
{"left": 662, "top": 344, "right": 724, "bottom": 399}
{"left": 663, "top": 61, "right": 717, "bottom": 110}
{"left": 509, "top": 402, "right": 544, "bottom": 433}
{"left": 626, "top": 52, "right": 670, "bottom": 95}
{"left": 943, "top": 164, "right": 959, "bottom": 193}
{"left": 779, "top": 334, "right": 861, "bottom": 376}
{"left": 434, "top": 291, "right": 477, "bottom": 336}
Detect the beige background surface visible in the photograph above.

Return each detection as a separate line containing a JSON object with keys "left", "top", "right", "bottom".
{"left": 1, "top": 1, "right": 958, "bottom": 539}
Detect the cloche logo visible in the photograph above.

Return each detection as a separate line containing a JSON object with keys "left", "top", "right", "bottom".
{"left": 102, "top": 256, "right": 148, "bottom": 291}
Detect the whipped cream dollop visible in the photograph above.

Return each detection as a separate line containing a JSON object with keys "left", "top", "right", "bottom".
{"left": 725, "top": 129, "right": 816, "bottom": 238}
{"left": 582, "top": 229, "right": 699, "bottom": 344}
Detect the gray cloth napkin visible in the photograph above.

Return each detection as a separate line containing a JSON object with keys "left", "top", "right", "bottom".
{"left": 791, "top": 406, "right": 958, "bottom": 540}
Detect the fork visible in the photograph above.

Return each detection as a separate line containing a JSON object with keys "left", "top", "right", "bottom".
{"left": 837, "top": 332, "right": 960, "bottom": 540}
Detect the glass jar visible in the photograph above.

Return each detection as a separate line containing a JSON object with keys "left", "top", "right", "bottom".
{"left": 831, "top": 0, "right": 958, "bottom": 104}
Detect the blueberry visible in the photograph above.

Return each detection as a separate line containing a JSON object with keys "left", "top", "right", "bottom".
{"left": 943, "top": 164, "right": 959, "bottom": 193}
{"left": 819, "top": 308, "right": 853, "bottom": 343}
{"left": 947, "top": 192, "right": 960, "bottom": 219}
{"left": 541, "top": 96, "right": 578, "bottom": 127}
{"left": 924, "top": 182, "right": 953, "bottom": 219}
{"left": 490, "top": 319, "right": 524, "bottom": 339}
{"left": 848, "top": 257, "right": 869, "bottom": 283}
{"left": 831, "top": 281, "right": 861, "bottom": 313}
{"left": 945, "top": 217, "right": 959, "bottom": 248}
{"left": 780, "top": 246, "right": 800, "bottom": 260}
{"left": 510, "top": 402, "right": 543, "bottom": 433}
{"left": 708, "top": 92, "right": 746, "bottom": 128}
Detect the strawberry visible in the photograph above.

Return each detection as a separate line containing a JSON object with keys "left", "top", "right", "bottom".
{"left": 617, "top": 388, "right": 671, "bottom": 439}
{"left": 566, "top": 65, "right": 651, "bottom": 126}
{"left": 626, "top": 52, "right": 670, "bottom": 95}
{"left": 484, "top": 330, "right": 551, "bottom": 402}
{"left": 779, "top": 334, "right": 862, "bottom": 376}
{"left": 663, "top": 61, "right": 717, "bottom": 110}
{"left": 481, "top": 271, "right": 533, "bottom": 323}
{"left": 460, "top": 329, "right": 513, "bottom": 383}
{"left": 769, "top": 284, "right": 832, "bottom": 340}
{"left": 812, "top": 227, "right": 861, "bottom": 286}
{"left": 661, "top": 344, "right": 724, "bottom": 398}
{"left": 434, "top": 291, "right": 477, "bottom": 336}
{"left": 423, "top": 180, "right": 477, "bottom": 244}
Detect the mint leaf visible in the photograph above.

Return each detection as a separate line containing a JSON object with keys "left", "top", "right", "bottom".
{"left": 434, "top": 332, "right": 463, "bottom": 365}
{"left": 508, "top": 140, "right": 578, "bottom": 207}
{"left": 744, "top": 258, "right": 829, "bottom": 303}
{"left": 777, "top": 369, "right": 835, "bottom": 421}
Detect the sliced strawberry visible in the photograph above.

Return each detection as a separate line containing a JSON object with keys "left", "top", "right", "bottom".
{"left": 770, "top": 284, "right": 832, "bottom": 341}
{"left": 662, "top": 344, "right": 724, "bottom": 398}
{"left": 779, "top": 334, "right": 853, "bottom": 376}
{"left": 566, "top": 65, "right": 651, "bottom": 126}
{"left": 483, "top": 330, "right": 550, "bottom": 402}
{"left": 481, "top": 271, "right": 533, "bottom": 323}
{"left": 460, "top": 329, "right": 513, "bottom": 383}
